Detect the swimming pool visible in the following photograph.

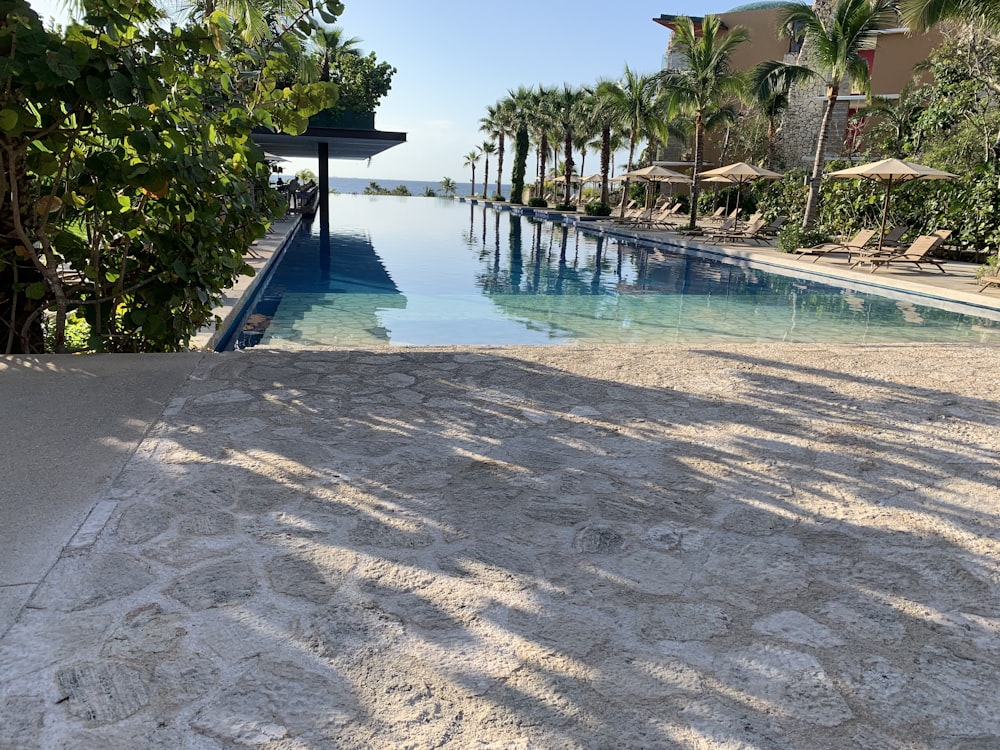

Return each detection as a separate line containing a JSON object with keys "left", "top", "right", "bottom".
{"left": 222, "top": 194, "right": 1000, "bottom": 349}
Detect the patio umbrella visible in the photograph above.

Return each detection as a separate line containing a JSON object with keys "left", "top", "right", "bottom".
{"left": 828, "top": 158, "right": 958, "bottom": 251}
{"left": 699, "top": 162, "right": 783, "bottom": 229}
{"left": 576, "top": 174, "right": 603, "bottom": 203}
{"left": 617, "top": 165, "right": 692, "bottom": 215}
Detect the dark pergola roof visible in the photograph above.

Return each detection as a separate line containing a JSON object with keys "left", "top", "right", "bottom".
{"left": 653, "top": 14, "right": 729, "bottom": 32}
{"left": 252, "top": 125, "right": 407, "bottom": 160}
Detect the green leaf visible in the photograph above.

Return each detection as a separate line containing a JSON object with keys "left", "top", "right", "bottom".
{"left": 109, "top": 72, "right": 132, "bottom": 104}
{"left": 0, "top": 109, "right": 19, "bottom": 132}
{"left": 25, "top": 282, "right": 47, "bottom": 300}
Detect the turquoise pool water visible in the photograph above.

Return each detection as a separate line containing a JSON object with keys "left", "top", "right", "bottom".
{"left": 226, "top": 194, "right": 1000, "bottom": 349}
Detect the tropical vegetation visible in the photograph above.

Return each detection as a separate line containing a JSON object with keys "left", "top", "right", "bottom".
{"left": 468, "top": 2, "right": 1000, "bottom": 270}
{"left": 0, "top": 0, "right": 397, "bottom": 353}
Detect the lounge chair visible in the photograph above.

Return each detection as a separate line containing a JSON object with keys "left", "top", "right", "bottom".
{"left": 704, "top": 217, "right": 767, "bottom": 244}
{"left": 632, "top": 203, "right": 686, "bottom": 230}
{"left": 978, "top": 268, "right": 1000, "bottom": 293}
{"left": 879, "top": 225, "right": 909, "bottom": 248}
{"left": 795, "top": 229, "right": 877, "bottom": 262}
{"left": 752, "top": 215, "right": 787, "bottom": 242}
{"left": 702, "top": 207, "right": 736, "bottom": 224}
{"left": 682, "top": 214, "right": 738, "bottom": 237}
{"left": 850, "top": 234, "right": 948, "bottom": 273}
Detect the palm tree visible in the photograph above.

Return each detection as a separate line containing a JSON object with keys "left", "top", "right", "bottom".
{"left": 900, "top": 0, "right": 1000, "bottom": 31}
{"left": 658, "top": 15, "right": 749, "bottom": 228}
{"left": 551, "top": 85, "right": 586, "bottom": 205}
{"left": 775, "top": 0, "right": 896, "bottom": 227}
{"left": 480, "top": 101, "right": 515, "bottom": 199}
{"left": 479, "top": 141, "right": 497, "bottom": 198}
{"left": 314, "top": 26, "right": 363, "bottom": 82}
{"left": 529, "top": 86, "right": 556, "bottom": 202}
{"left": 598, "top": 67, "right": 668, "bottom": 212}
{"left": 463, "top": 150, "right": 481, "bottom": 197}
{"left": 506, "top": 87, "right": 535, "bottom": 204}
{"left": 440, "top": 177, "right": 457, "bottom": 197}
{"left": 748, "top": 60, "right": 818, "bottom": 168}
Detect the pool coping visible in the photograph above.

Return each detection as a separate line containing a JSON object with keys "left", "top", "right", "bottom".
{"left": 191, "top": 214, "right": 303, "bottom": 351}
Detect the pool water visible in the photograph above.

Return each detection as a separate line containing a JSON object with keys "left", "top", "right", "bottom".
{"left": 226, "top": 194, "right": 1000, "bottom": 349}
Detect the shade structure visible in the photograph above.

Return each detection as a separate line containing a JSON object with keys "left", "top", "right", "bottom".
{"left": 828, "top": 159, "right": 958, "bottom": 250}
{"left": 616, "top": 165, "right": 692, "bottom": 215}
{"left": 619, "top": 165, "right": 691, "bottom": 182}
{"left": 699, "top": 162, "right": 783, "bottom": 229}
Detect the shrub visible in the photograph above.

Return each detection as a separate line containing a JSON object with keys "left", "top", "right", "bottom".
{"left": 585, "top": 201, "right": 612, "bottom": 216}
{"left": 976, "top": 253, "right": 1000, "bottom": 279}
{"left": 776, "top": 224, "right": 831, "bottom": 254}
{"left": 492, "top": 193, "right": 506, "bottom": 201}
{"left": 555, "top": 202, "right": 575, "bottom": 211}
{"left": 528, "top": 197, "right": 548, "bottom": 208}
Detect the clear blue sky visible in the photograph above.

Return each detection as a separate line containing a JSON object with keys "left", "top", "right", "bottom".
{"left": 29, "top": 0, "right": 741, "bottom": 183}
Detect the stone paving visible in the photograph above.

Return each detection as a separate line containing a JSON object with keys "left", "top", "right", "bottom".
{"left": 2, "top": 344, "right": 1000, "bottom": 749}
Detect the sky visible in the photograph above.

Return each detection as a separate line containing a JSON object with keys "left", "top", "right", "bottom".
{"left": 28, "top": 0, "right": 741, "bottom": 183}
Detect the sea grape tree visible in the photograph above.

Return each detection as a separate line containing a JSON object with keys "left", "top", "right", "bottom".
{"left": 0, "top": 0, "right": 339, "bottom": 352}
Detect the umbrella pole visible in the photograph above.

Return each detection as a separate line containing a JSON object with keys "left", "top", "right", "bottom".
{"left": 878, "top": 177, "right": 893, "bottom": 252}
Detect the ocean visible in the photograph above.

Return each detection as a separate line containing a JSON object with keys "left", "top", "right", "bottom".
{"left": 327, "top": 176, "right": 512, "bottom": 197}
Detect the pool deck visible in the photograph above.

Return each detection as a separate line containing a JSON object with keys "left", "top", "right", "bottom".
{"left": 2, "top": 205, "right": 1000, "bottom": 748}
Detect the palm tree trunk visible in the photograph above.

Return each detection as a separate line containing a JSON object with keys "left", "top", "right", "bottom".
{"left": 600, "top": 124, "right": 611, "bottom": 205}
{"left": 496, "top": 134, "right": 504, "bottom": 199}
{"left": 688, "top": 117, "right": 703, "bottom": 229}
{"left": 470, "top": 165, "right": 476, "bottom": 198}
{"left": 483, "top": 158, "right": 489, "bottom": 199}
{"left": 538, "top": 133, "right": 548, "bottom": 203}
{"left": 511, "top": 128, "right": 528, "bottom": 204}
{"left": 804, "top": 92, "right": 838, "bottom": 228}
{"left": 766, "top": 116, "right": 777, "bottom": 170}
{"left": 620, "top": 134, "right": 636, "bottom": 218}
{"left": 563, "top": 131, "right": 574, "bottom": 205}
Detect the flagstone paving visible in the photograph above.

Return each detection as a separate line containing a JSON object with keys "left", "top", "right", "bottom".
{"left": 2, "top": 344, "right": 999, "bottom": 749}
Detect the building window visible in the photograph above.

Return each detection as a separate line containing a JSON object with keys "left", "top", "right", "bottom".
{"left": 788, "top": 21, "right": 805, "bottom": 55}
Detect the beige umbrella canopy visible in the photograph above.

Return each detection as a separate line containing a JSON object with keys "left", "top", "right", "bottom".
{"left": 828, "top": 158, "right": 958, "bottom": 250}
{"left": 617, "top": 165, "right": 692, "bottom": 215}
{"left": 699, "top": 162, "right": 783, "bottom": 228}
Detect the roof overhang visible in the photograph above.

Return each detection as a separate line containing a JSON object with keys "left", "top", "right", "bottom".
{"left": 251, "top": 126, "right": 407, "bottom": 160}
{"left": 653, "top": 14, "right": 727, "bottom": 32}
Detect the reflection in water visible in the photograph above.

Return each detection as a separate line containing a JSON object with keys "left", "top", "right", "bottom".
{"left": 225, "top": 195, "right": 1000, "bottom": 349}
{"left": 233, "top": 220, "right": 406, "bottom": 349}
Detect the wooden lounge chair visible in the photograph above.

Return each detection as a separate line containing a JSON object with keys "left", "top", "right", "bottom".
{"left": 880, "top": 225, "right": 909, "bottom": 248}
{"left": 704, "top": 217, "right": 766, "bottom": 244}
{"left": 795, "top": 229, "right": 877, "bottom": 262}
{"left": 850, "top": 234, "right": 948, "bottom": 273}
{"left": 978, "top": 266, "right": 1000, "bottom": 292}
{"left": 752, "top": 215, "right": 787, "bottom": 243}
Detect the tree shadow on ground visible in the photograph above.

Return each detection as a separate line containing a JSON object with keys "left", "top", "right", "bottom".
{"left": 5, "top": 345, "right": 1000, "bottom": 749}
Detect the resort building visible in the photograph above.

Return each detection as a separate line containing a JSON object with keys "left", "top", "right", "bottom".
{"left": 653, "top": 1, "right": 943, "bottom": 168}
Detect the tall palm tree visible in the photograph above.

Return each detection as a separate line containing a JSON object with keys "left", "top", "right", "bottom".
{"left": 600, "top": 65, "right": 670, "bottom": 213}
{"left": 506, "top": 87, "right": 534, "bottom": 204}
{"left": 551, "top": 85, "right": 586, "bottom": 205}
{"left": 775, "top": 0, "right": 896, "bottom": 227}
{"left": 748, "top": 60, "right": 817, "bottom": 168}
{"left": 529, "top": 86, "right": 556, "bottom": 201}
{"left": 598, "top": 67, "right": 667, "bottom": 206}
{"left": 659, "top": 15, "right": 749, "bottom": 228}
{"left": 480, "top": 102, "right": 515, "bottom": 199}
{"left": 464, "top": 150, "right": 481, "bottom": 197}
{"left": 480, "top": 141, "right": 496, "bottom": 198}
{"left": 315, "top": 26, "right": 363, "bottom": 82}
